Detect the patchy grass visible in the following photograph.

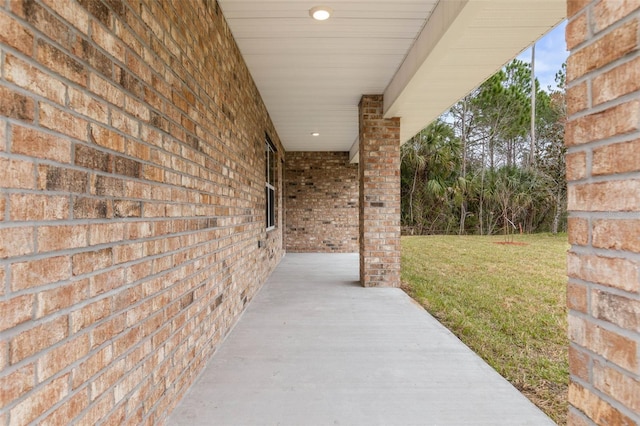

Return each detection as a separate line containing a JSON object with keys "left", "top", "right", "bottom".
{"left": 401, "top": 234, "right": 569, "bottom": 424}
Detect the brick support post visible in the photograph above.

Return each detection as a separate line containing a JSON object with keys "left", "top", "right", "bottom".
{"left": 565, "top": 1, "right": 640, "bottom": 425}
{"left": 358, "top": 95, "right": 401, "bottom": 287}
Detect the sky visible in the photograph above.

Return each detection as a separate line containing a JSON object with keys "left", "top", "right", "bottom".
{"left": 516, "top": 20, "right": 568, "bottom": 91}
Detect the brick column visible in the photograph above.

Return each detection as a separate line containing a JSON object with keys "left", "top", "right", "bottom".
{"left": 358, "top": 95, "right": 401, "bottom": 287}
{"left": 565, "top": 2, "right": 640, "bottom": 425}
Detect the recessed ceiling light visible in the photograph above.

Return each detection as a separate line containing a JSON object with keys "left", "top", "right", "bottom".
{"left": 309, "top": 6, "right": 332, "bottom": 21}
{"left": 311, "top": 132, "right": 320, "bottom": 137}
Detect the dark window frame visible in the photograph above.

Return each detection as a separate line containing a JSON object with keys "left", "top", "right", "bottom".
{"left": 265, "top": 136, "right": 276, "bottom": 231}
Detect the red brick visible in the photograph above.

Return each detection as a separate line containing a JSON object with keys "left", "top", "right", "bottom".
{"left": 593, "top": 57, "right": 640, "bottom": 107}
{"left": 90, "top": 314, "right": 125, "bottom": 349}
{"left": 89, "top": 73, "right": 124, "bottom": 108}
{"left": 72, "top": 248, "right": 113, "bottom": 276}
{"left": 285, "top": 152, "right": 358, "bottom": 253}
{"left": 103, "top": 404, "right": 126, "bottom": 425}
{"left": 566, "top": 81, "right": 589, "bottom": 116}
{"left": 0, "top": 157, "right": 35, "bottom": 189}
{"left": 91, "top": 21, "right": 125, "bottom": 61}
{"left": 592, "top": 139, "right": 640, "bottom": 176}
{"left": 567, "top": 252, "right": 638, "bottom": 292}
{"left": 4, "top": 54, "right": 67, "bottom": 105}
{"left": 589, "top": 326, "right": 637, "bottom": 372}
{"left": 0, "top": 341, "right": 6, "bottom": 371}
{"left": 113, "top": 326, "right": 141, "bottom": 357}
{"left": 0, "top": 294, "right": 33, "bottom": 333}
{"left": 37, "top": 165, "right": 88, "bottom": 193}
{"left": 89, "top": 268, "right": 125, "bottom": 297}
{"left": 0, "top": 364, "right": 34, "bottom": 409}
{"left": 91, "top": 358, "right": 125, "bottom": 400}
{"left": 9, "top": 374, "right": 69, "bottom": 426}
{"left": 11, "top": 255, "right": 71, "bottom": 291}
{"left": 89, "top": 222, "right": 125, "bottom": 246}
{"left": 568, "top": 345, "right": 590, "bottom": 382}
{"left": 567, "top": 217, "right": 589, "bottom": 246}
{"left": 569, "top": 382, "right": 635, "bottom": 425}
{"left": 70, "top": 297, "right": 111, "bottom": 333}
{"left": 0, "top": 10, "right": 34, "bottom": 55}
{"left": 91, "top": 174, "right": 126, "bottom": 197}
{"left": 10, "top": 316, "right": 68, "bottom": 364}
{"left": 11, "top": 125, "right": 71, "bottom": 163}
{"left": 115, "top": 366, "right": 143, "bottom": 403}
{"left": 593, "top": 0, "right": 640, "bottom": 33}
{"left": 73, "top": 196, "right": 111, "bottom": 219}
{"left": 593, "top": 362, "right": 640, "bottom": 412}
{"left": 75, "top": 143, "right": 112, "bottom": 173}
{"left": 566, "top": 11, "right": 589, "bottom": 51}
{"left": 0, "top": 85, "right": 34, "bottom": 122}
{"left": 593, "top": 219, "right": 640, "bottom": 252}
{"left": 36, "top": 39, "right": 87, "bottom": 86}
{"left": 90, "top": 124, "right": 125, "bottom": 152}
{"left": 566, "top": 100, "right": 640, "bottom": 146}
{"left": 567, "top": 20, "right": 639, "bottom": 82}
{"left": 37, "top": 333, "right": 90, "bottom": 381}
{"left": 10, "top": 0, "right": 81, "bottom": 52}
{"left": 37, "top": 224, "right": 88, "bottom": 253}
{"left": 40, "top": 0, "right": 89, "bottom": 34}
{"left": 111, "top": 109, "right": 140, "bottom": 137}
{"left": 566, "top": 151, "right": 587, "bottom": 181}
{"left": 35, "top": 279, "right": 89, "bottom": 318}
{"left": 40, "top": 388, "right": 88, "bottom": 426}
{"left": 75, "top": 391, "right": 113, "bottom": 426}
{"left": 569, "top": 315, "right": 638, "bottom": 372}
{"left": 0, "top": 227, "right": 34, "bottom": 259}
{"left": 69, "top": 87, "right": 109, "bottom": 123}
{"left": 142, "top": 164, "right": 164, "bottom": 182}
{"left": 9, "top": 194, "right": 69, "bottom": 221}
{"left": 114, "top": 200, "right": 142, "bottom": 218}
{"left": 72, "top": 345, "right": 112, "bottom": 389}
{"left": 113, "top": 242, "right": 144, "bottom": 264}
{"left": 592, "top": 289, "right": 640, "bottom": 332}
{"left": 568, "top": 179, "right": 640, "bottom": 212}
{"left": 567, "top": 281, "right": 588, "bottom": 313}
{"left": 567, "top": 0, "right": 591, "bottom": 18}
{"left": 39, "top": 102, "right": 88, "bottom": 141}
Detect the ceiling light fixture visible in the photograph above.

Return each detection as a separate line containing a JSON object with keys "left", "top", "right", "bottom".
{"left": 309, "top": 6, "right": 332, "bottom": 21}
{"left": 311, "top": 132, "right": 320, "bottom": 137}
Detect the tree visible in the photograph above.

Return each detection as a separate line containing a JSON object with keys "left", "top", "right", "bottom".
{"left": 401, "top": 58, "right": 567, "bottom": 236}
{"left": 401, "top": 120, "right": 461, "bottom": 234}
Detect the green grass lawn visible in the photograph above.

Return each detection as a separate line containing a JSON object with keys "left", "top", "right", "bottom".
{"left": 401, "top": 234, "right": 569, "bottom": 424}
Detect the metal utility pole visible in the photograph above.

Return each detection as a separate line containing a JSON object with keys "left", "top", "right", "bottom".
{"left": 530, "top": 43, "right": 536, "bottom": 167}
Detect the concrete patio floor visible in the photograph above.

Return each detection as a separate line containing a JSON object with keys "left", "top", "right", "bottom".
{"left": 168, "top": 253, "right": 554, "bottom": 425}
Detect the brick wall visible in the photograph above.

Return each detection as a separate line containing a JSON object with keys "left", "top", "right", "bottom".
{"left": 565, "top": 1, "right": 640, "bottom": 424}
{"left": 285, "top": 151, "right": 358, "bottom": 253}
{"left": 0, "top": 0, "right": 284, "bottom": 424}
{"left": 358, "top": 95, "right": 401, "bottom": 287}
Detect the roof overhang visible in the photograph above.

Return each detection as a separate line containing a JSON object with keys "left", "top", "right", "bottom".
{"left": 218, "top": 0, "right": 565, "bottom": 160}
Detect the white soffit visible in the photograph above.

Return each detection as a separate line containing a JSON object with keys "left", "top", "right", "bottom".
{"left": 385, "top": 0, "right": 566, "bottom": 144}
{"left": 217, "top": 0, "right": 565, "bottom": 154}
{"left": 217, "top": 0, "right": 439, "bottom": 152}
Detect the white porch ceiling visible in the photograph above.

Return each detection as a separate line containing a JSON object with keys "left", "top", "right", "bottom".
{"left": 217, "top": 0, "right": 565, "bottom": 156}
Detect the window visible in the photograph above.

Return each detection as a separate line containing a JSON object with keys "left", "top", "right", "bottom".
{"left": 265, "top": 136, "right": 276, "bottom": 230}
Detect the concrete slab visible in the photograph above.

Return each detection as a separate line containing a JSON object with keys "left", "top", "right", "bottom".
{"left": 168, "top": 253, "right": 555, "bottom": 425}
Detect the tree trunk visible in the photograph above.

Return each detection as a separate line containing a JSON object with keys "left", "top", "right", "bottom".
{"left": 409, "top": 166, "right": 418, "bottom": 225}
{"left": 552, "top": 189, "right": 562, "bottom": 234}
